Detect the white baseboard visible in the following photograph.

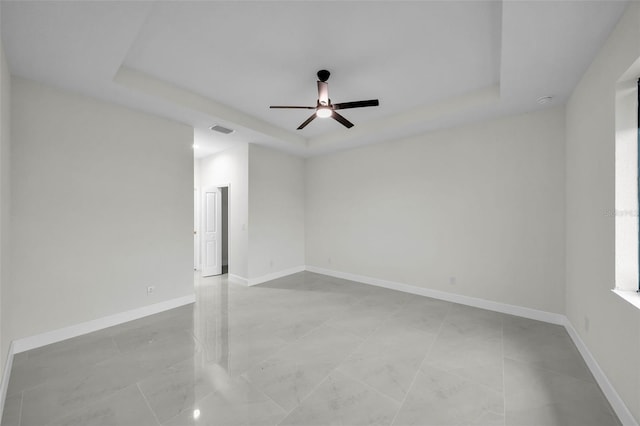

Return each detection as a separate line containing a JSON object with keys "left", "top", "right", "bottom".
{"left": 12, "top": 294, "right": 195, "bottom": 354}
{"left": 305, "top": 265, "right": 564, "bottom": 324}
{"left": 0, "top": 342, "right": 15, "bottom": 422}
{"left": 1, "top": 267, "right": 636, "bottom": 426}
{"left": 248, "top": 266, "right": 306, "bottom": 286}
{"left": 1, "top": 294, "right": 195, "bottom": 421}
{"left": 228, "top": 274, "right": 249, "bottom": 285}
{"left": 305, "top": 265, "right": 637, "bottom": 425}
{"left": 563, "top": 318, "right": 638, "bottom": 426}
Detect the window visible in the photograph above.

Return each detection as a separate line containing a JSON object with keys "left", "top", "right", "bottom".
{"left": 614, "top": 74, "right": 639, "bottom": 294}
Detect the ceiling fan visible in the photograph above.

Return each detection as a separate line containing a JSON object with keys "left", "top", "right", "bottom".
{"left": 270, "top": 70, "right": 379, "bottom": 130}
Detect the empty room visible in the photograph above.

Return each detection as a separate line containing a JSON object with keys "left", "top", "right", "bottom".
{"left": 0, "top": 0, "right": 639, "bottom": 425}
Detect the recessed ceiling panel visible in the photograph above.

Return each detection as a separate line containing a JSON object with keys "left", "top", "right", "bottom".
{"left": 123, "top": 1, "right": 502, "bottom": 137}
{"left": 0, "top": 0, "right": 628, "bottom": 156}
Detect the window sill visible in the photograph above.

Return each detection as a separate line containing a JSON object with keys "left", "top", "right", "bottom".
{"left": 612, "top": 289, "right": 640, "bottom": 310}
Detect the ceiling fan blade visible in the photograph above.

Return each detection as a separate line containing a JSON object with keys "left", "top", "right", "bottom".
{"left": 297, "top": 113, "right": 317, "bottom": 130}
{"left": 332, "top": 111, "right": 354, "bottom": 129}
{"left": 317, "top": 81, "right": 329, "bottom": 106}
{"left": 270, "top": 105, "right": 315, "bottom": 109}
{"left": 333, "top": 99, "right": 379, "bottom": 110}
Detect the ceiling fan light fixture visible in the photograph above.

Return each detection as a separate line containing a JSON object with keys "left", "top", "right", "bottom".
{"left": 270, "top": 70, "right": 378, "bottom": 129}
{"left": 316, "top": 107, "right": 332, "bottom": 118}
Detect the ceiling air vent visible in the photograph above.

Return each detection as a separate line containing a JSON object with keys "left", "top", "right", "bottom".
{"left": 210, "top": 125, "right": 235, "bottom": 135}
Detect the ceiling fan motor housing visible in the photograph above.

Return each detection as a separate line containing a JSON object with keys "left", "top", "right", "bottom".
{"left": 317, "top": 69, "right": 330, "bottom": 82}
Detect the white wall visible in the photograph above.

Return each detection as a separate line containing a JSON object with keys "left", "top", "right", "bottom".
{"left": 306, "top": 107, "right": 565, "bottom": 313}
{"left": 199, "top": 145, "right": 249, "bottom": 278}
{"left": 248, "top": 144, "right": 305, "bottom": 279}
{"left": 565, "top": 2, "right": 640, "bottom": 421}
{"left": 7, "top": 77, "right": 194, "bottom": 346}
{"left": 0, "top": 36, "right": 10, "bottom": 366}
{"left": 194, "top": 154, "right": 201, "bottom": 189}
{"left": 193, "top": 156, "right": 201, "bottom": 270}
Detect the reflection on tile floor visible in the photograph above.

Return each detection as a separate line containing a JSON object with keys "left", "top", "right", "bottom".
{"left": 2, "top": 272, "right": 620, "bottom": 426}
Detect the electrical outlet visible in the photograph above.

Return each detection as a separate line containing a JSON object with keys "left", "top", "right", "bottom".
{"left": 584, "top": 316, "right": 590, "bottom": 333}
{"left": 327, "top": 257, "right": 332, "bottom": 264}
{"left": 449, "top": 276, "right": 457, "bottom": 286}
{"left": 269, "top": 260, "right": 274, "bottom": 268}
{"left": 147, "top": 286, "right": 155, "bottom": 295}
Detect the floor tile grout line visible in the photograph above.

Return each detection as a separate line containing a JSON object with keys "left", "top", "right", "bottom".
{"left": 277, "top": 334, "right": 370, "bottom": 419}
{"left": 389, "top": 303, "right": 452, "bottom": 426}
{"left": 502, "top": 322, "right": 616, "bottom": 389}
{"left": 501, "top": 353, "right": 620, "bottom": 423}
{"left": 275, "top": 374, "right": 334, "bottom": 425}
{"left": 330, "top": 294, "right": 414, "bottom": 363}
{"left": 423, "top": 357, "right": 505, "bottom": 397}
{"left": 276, "top": 326, "right": 388, "bottom": 423}
{"left": 274, "top": 300, "right": 406, "bottom": 424}
{"left": 233, "top": 320, "right": 328, "bottom": 379}
{"left": 37, "top": 383, "right": 145, "bottom": 426}
{"left": 418, "top": 309, "right": 506, "bottom": 394}
{"left": 236, "top": 304, "right": 352, "bottom": 376}
{"left": 241, "top": 374, "right": 290, "bottom": 417}
{"left": 10, "top": 339, "right": 125, "bottom": 398}
{"left": 324, "top": 299, "right": 407, "bottom": 342}
{"left": 189, "top": 326, "right": 206, "bottom": 350}
{"left": 136, "top": 382, "right": 162, "bottom": 426}
{"left": 281, "top": 315, "right": 334, "bottom": 346}
{"left": 335, "top": 368, "right": 405, "bottom": 406}
{"left": 418, "top": 361, "right": 505, "bottom": 397}
{"left": 327, "top": 299, "right": 442, "bottom": 407}
{"left": 110, "top": 336, "right": 123, "bottom": 354}
{"left": 238, "top": 291, "right": 405, "bottom": 384}
{"left": 10, "top": 373, "right": 66, "bottom": 400}
{"left": 501, "top": 355, "right": 621, "bottom": 424}
{"left": 322, "top": 300, "right": 417, "bottom": 408}
{"left": 502, "top": 354, "right": 605, "bottom": 385}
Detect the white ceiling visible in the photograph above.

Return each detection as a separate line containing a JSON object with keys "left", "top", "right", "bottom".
{"left": 0, "top": 1, "right": 628, "bottom": 158}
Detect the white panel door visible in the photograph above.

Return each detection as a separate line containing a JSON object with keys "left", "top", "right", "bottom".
{"left": 201, "top": 186, "right": 222, "bottom": 277}
{"left": 194, "top": 188, "right": 199, "bottom": 270}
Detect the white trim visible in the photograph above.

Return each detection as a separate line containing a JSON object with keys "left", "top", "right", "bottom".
{"left": 0, "top": 267, "right": 635, "bottom": 425}
{"left": 211, "top": 182, "right": 230, "bottom": 189}
{"left": 305, "top": 265, "right": 637, "bottom": 425}
{"left": 12, "top": 294, "right": 195, "bottom": 354}
{"left": 228, "top": 274, "right": 249, "bottom": 285}
{"left": 194, "top": 187, "right": 201, "bottom": 271}
{"left": 563, "top": 318, "right": 639, "bottom": 426}
{"left": 248, "top": 266, "right": 306, "bottom": 286}
{"left": 0, "top": 342, "right": 15, "bottom": 422}
{"left": 305, "top": 265, "right": 564, "bottom": 324}
{"left": 0, "top": 295, "right": 195, "bottom": 419}
{"left": 612, "top": 289, "right": 640, "bottom": 311}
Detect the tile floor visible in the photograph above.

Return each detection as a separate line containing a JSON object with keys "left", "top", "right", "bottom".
{"left": 1, "top": 272, "right": 620, "bottom": 426}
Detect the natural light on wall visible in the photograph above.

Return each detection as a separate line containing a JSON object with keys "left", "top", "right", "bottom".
{"left": 614, "top": 65, "right": 639, "bottom": 296}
